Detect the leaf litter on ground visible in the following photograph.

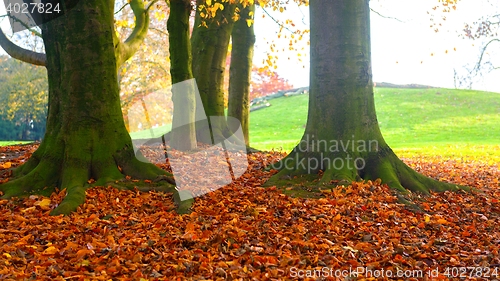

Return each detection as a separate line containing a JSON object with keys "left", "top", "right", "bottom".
{"left": 0, "top": 143, "right": 499, "bottom": 280}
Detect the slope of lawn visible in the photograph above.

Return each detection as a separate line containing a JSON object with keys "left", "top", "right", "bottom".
{"left": 249, "top": 87, "right": 500, "bottom": 162}
{"left": 129, "top": 124, "right": 172, "bottom": 140}
{"left": 0, "top": 141, "right": 33, "bottom": 146}
{"left": 3, "top": 87, "right": 498, "bottom": 162}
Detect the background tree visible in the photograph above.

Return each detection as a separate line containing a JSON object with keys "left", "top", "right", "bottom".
{"left": 266, "top": 0, "right": 463, "bottom": 193}
{"left": 249, "top": 65, "right": 293, "bottom": 100}
{"left": 0, "top": 0, "right": 177, "bottom": 216}
{"left": 0, "top": 14, "right": 47, "bottom": 141}
{"left": 456, "top": 0, "right": 499, "bottom": 89}
{"left": 191, "top": 0, "right": 237, "bottom": 143}
{"left": 167, "top": 0, "right": 198, "bottom": 151}
{"left": 0, "top": 56, "right": 47, "bottom": 140}
{"left": 228, "top": 3, "right": 255, "bottom": 146}
{"left": 116, "top": 0, "right": 173, "bottom": 133}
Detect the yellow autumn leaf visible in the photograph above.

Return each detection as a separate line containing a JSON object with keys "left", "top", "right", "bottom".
{"left": 279, "top": 7, "right": 284, "bottom": 12}
{"left": 206, "top": 0, "right": 211, "bottom": 6}
{"left": 424, "top": 214, "right": 431, "bottom": 223}
{"left": 43, "top": 246, "right": 58, "bottom": 255}
{"left": 215, "top": 3, "right": 224, "bottom": 10}
{"left": 35, "top": 198, "right": 52, "bottom": 208}
{"left": 21, "top": 206, "right": 36, "bottom": 213}
{"left": 246, "top": 19, "right": 254, "bottom": 27}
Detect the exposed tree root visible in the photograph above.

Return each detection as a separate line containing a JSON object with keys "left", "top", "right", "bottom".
{"left": 0, "top": 141, "right": 191, "bottom": 216}
{"left": 265, "top": 145, "right": 468, "bottom": 195}
{"left": 246, "top": 146, "right": 261, "bottom": 154}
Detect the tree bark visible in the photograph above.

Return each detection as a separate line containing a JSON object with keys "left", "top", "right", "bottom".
{"left": 266, "top": 0, "right": 463, "bottom": 193}
{"left": 0, "top": 0, "right": 176, "bottom": 215}
{"left": 191, "top": 0, "right": 236, "bottom": 143}
{"left": 167, "top": 0, "right": 197, "bottom": 151}
{"left": 228, "top": 4, "right": 255, "bottom": 146}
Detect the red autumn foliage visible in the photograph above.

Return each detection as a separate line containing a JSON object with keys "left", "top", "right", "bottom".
{"left": 249, "top": 66, "right": 294, "bottom": 100}
{"left": 224, "top": 54, "right": 294, "bottom": 106}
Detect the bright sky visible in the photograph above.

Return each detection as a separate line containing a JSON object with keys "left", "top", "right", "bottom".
{"left": 253, "top": 0, "right": 500, "bottom": 93}
{"left": 1, "top": 0, "right": 499, "bottom": 93}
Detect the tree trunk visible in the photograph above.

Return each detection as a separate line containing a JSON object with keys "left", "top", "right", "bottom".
{"left": 266, "top": 0, "right": 462, "bottom": 193}
{"left": 167, "top": 0, "right": 197, "bottom": 151}
{"left": 0, "top": 0, "right": 175, "bottom": 215}
{"left": 228, "top": 4, "right": 255, "bottom": 146}
{"left": 191, "top": 0, "right": 235, "bottom": 143}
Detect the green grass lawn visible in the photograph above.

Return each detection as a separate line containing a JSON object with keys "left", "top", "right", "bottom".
{"left": 129, "top": 124, "right": 172, "bottom": 139}
{"left": 249, "top": 88, "right": 500, "bottom": 162}
{"left": 3, "top": 88, "right": 499, "bottom": 162}
{"left": 0, "top": 141, "right": 33, "bottom": 146}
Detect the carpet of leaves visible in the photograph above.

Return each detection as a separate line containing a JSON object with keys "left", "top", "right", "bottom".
{"left": 0, "top": 144, "right": 499, "bottom": 280}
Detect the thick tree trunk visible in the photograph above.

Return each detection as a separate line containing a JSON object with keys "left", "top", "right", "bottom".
{"left": 228, "top": 4, "right": 255, "bottom": 146}
{"left": 266, "top": 0, "right": 462, "bottom": 193}
{"left": 191, "top": 0, "right": 235, "bottom": 143}
{"left": 0, "top": 0, "right": 175, "bottom": 215}
{"left": 167, "top": 0, "right": 197, "bottom": 151}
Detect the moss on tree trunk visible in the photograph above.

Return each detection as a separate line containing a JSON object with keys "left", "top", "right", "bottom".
{"left": 191, "top": 0, "right": 235, "bottom": 143}
{"left": 0, "top": 0, "right": 178, "bottom": 215}
{"left": 228, "top": 4, "right": 255, "bottom": 146}
{"left": 265, "top": 0, "right": 465, "bottom": 194}
{"left": 168, "top": 0, "right": 197, "bottom": 151}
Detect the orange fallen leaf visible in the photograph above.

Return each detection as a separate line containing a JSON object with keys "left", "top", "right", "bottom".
{"left": 75, "top": 249, "right": 94, "bottom": 260}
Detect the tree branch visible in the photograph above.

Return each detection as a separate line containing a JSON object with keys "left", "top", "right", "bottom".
{"left": 114, "top": 0, "right": 157, "bottom": 66}
{"left": 475, "top": 38, "right": 500, "bottom": 72}
{"left": 149, "top": 26, "right": 169, "bottom": 36}
{"left": 133, "top": 60, "right": 170, "bottom": 74}
{"left": 0, "top": 27, "right": 46, "bottom": 66}
{"left": 261, "top": 8, "right": 295, "bottom": 34}
{"left": 0, "top": 14, "right": 43, "bottom": 37}
{"left": 115, "top": 2, "right": 129, "bottom": 14}
{"left": 370, "top": 8, "right": 404, "bottom": 23}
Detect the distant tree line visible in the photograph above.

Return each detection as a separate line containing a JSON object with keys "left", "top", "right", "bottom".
{"left": 0, "top": 55, "right": 47, "bottom": 141}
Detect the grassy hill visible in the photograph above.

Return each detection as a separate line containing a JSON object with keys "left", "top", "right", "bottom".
{"left": 249, "top": 87, "right": 500, "bottom": 161}
{"left": 2, "top": 87, "right": 498, "bottom": 162}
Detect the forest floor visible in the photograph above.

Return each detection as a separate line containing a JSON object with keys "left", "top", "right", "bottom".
{"left": 0, "top": 143, "right": 499, "bottom": 280}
